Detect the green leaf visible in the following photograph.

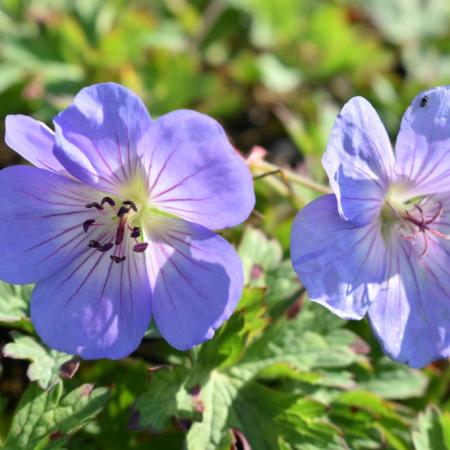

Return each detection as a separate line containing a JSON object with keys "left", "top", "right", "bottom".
{"left": 237, "top": 302, "right": 362, "bottom": 376}
{"left": 187, "top": 377, "right": 344, "bottom": 450}
{"left": 357, "top": 357, "right": 427, "bottom": 400}
{"left": 239, "top": 226, "right": 283, "bottom": 282}
{"left": 3, "top": 332, "right": 73, "bottom": 389}
{"left": 238, "top": 227, "right": 299, "bottom": 310}
{"left": 137, "top": 300, "right": 362, "bottom": 448}
{"left": 4, "top": 382, "right": 110, "bottom": 450}
{"left": 0, "top": 282, "right": 33, "bottom": 331}
{"left": 413, "top": 406, "right": 450, "bottom": 450}
{"left": 331, "top": 390, "right": 410, "bottom": 450}
{"left": 132, "top": 366, "right": 195, "bottom": 432}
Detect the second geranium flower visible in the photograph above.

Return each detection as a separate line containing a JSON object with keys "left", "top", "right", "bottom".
{"left": 291, "top": 86, "right": 450, "bottom": 368}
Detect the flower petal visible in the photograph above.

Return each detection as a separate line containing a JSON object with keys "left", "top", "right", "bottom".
{"left": 145, "top": 216, "right": 243, "bottom": 350}
{"left": 322, "top": 97, "right": 394, "bottom": 226}
{"left": 31, "top": 237, "right": 152, "bottom": 359}
{"left": 53, "top": 82, "right": 152, "bottom": 193}
{"left": 0, "top": 165, "right": 104, "bottom": 284}
{"left": 290, "top": 194, "right": 386, "bottom": 320}
{"left": 5, "top": 115, "right": 65, "bottom": 173}
{"left": 142, "top": 110, "right": 255, "bottom": 229}
{"left": 395, "top": 86, "right": 450, "bottom": 196}
{"left": 369, "top": 232, "right": 450, "bottom": 368}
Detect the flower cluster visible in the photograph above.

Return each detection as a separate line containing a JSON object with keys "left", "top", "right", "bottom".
{"left": 1, "top": 83, "right": 254, "bottom": 359}
{"left": 4, "top": 82, "right": 450, "bottom": 369}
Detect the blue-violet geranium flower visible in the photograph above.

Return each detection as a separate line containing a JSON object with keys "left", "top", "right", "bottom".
{"left": 291, "top": 86, "right": 450, "bottom": 368}
{"left": 1, "top": 82, "right": 254, "bottom": 359}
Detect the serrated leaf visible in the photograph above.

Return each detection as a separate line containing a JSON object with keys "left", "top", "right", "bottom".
{"left": 239, "top": 226, "right": 283, "bottom": 284}
{"left": 4, "top": 382, "right": 110, "bottom": 450}
{"left": 134, "top": 299, "right": 368, "bottom": 449}
{"left": 236, "top": 302, "right": 363, "bottom": 377}
{"left": 413, "top": 406, "right": 450, "bottom": 450}
{"left": 132, "top": 366, "right": 195, "bottom": 432}
{"left": 187, "top": 377, "right": 343, "bottom": 450}
{"left": 3, "top": 332, "right": 73, "bottom": 389}
{"left": 357, "top": 357, "right": 427, "bottom": 400}
{"left": 0, "top": 282, "right": 33, "bottom": 331}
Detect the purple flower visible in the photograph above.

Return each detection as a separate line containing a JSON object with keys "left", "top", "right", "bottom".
{"left": 291, "top": 87, "right": 450, "bottom": 368}
{"left": 1, "top": 83, "right": 254, "bottom": 359}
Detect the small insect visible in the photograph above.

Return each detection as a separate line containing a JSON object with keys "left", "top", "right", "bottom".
{"left": 420, "top": 95, "right": 429, "bottom": 108}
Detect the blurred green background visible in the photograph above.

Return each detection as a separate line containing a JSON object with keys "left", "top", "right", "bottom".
{"left": 1, "top": 0, "right": 449, "bottom": 245}
{"left": 1, "top": 0, "right": 450, "bottom": 449}
{"left": 1, "top": 0, "right": 449, "bottom": 169}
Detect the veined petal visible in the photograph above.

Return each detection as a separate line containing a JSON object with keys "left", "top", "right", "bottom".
{"left": 290, "top": 194, "right": 386, "bottom": 319}
{"left": 369, "top": 233, "right": 450, "bottom": 368}
{"left": 323, "top": 97, "right": 394, "bottom": 227}
{"left": 142, "top": 110, "right": 255, "bottom": 230}
{"left": 53, "top": 82, "right": 152, "bottom": 193}
{"left": 144, "top": 215, "right": 243, "bottom": 350}
{"left": 0, "top": 165, "right": 104, "bottom": 284}
{"left": 5, "top": 115, "right": 65, "bottom": 173}
{"left": 395, "top": 86, "right": 450, "bottom": 196}
{"left": 31, "top": 237, "right": 151, "bottom": 359}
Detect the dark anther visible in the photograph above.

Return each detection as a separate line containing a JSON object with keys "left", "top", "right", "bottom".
{"left": 122, "top": 200, "right": 137, "bottom": 212}
{"left": 85, "top": 202, "right": 103, "bottom": 210}
{"left": 133, "top": 242, "right": 148, "bottom": 253}
{"left": 88, "top": 240, "right": 100, "bottom": 248}
{"left": 110, "top": 255, "right": 126, "bottom": 263}
{"left": 420, "top": 95, "right": 429, "bottom": 108}
{"left": 117, "top": 206, "right": 131, "bottom": 217}
{"left": 115, "top": 220, "right": 126, "bottom": 245}
{"left": 82, "top": 219, "right": 96, "bottom": 233}
{"left": 101, "top": 196, "right": 116, "bottom": 207}
{"left": 97, "top": 242, "right": 114, "bottom": 252}
{"left": 131, "top": 227, "right": 141, "bottom": 238}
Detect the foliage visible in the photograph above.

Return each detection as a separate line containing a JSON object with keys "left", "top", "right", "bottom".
{"left": 1, "top": 0, "right": 450, "bottom": 449}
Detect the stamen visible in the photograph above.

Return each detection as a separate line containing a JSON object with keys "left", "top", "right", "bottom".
{"left": 420, "top": 233, "right": 429, "bottom": 257}
{"left": 85, "top": 202, "right": 103, "bottom": 210}
{"left": 425, "top": 202, "right": 443, "bottom": 225}
{"left": 122, "top": 200, "right": 137, "bottom": 212}
{"left": 110, "top": 255, "right": 126, "bottom": 263}
{"left": 131, "top": 227, "right": 141, "bottom": 238}
{"left": 133, "top": 243, "right": 148, "bottom": 253}
{"left": 115, "top": 218, "right": 126, "bottom": 245}
{"left": 428, "top": 229, "right": 450, "bottom": 240}
{"left": 402, "top": 200, "right": 448, "bottom": 258}
{"left": 117, "top": 206, "right": 130, "bottom": 217}
{"left": 82, "top": 219, "right": 96, "bottom": 233}
{"left": 97, "top": 242, "right": 114, "bottom": 252}
{"left": 88, "top": 240, "right": 100, "bottom": 248}
{"left": 101, "top": 196, "right": 116, "bottom": 207}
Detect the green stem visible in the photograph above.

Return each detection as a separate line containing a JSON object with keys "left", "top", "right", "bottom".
{"left": 251, "top": 160, "right": 331, "bottom": 195}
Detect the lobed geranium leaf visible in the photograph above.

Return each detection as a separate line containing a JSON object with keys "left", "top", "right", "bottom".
{"left": 330, "top": 390, "right": 411, "bottom": 450}
{"left": 236, "top": 302, "right": 362, "bottom": 377}
{"left": 412, "top": 406, "right": 450, "bottom": 450}
{"left": 4, "top": 382, "right": 110, "bottom": 450}
{"left": 0, "top": 282, "right": 33, "bottom": 332}
{"left": 3, "top": 332, "right": 74, "bottom": 389}
{"left": 131, "top": 230, "right": 426, "bottom": 449}
{"left": 186, "top": 376, "right": 345, "bottom": 450}
{"left": 134, "top": 291, "right": 365, "bottom": 448}
{"left": 238, "top": 228, "right": 299, "bottom": 311}
{"left": 132, "top": 366, "right": 195, "bottom": 432}
{"left": 357, "top": 357, "right": 427, "bottom": 400}
{"left": 239, "top": 226, "right": 283, "bottom": 280}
